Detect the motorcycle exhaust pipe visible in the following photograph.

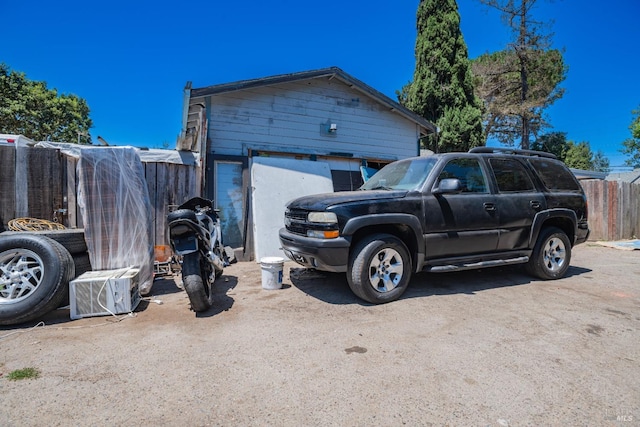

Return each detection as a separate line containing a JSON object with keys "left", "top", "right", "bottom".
{"left": 208, "top": 251, "right": 225, "bottom": 273}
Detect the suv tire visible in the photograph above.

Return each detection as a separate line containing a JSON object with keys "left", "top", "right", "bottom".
{"left": 347, "top": 234, "right": 411, "bottom": 304}
{"left": 526, "top": 226, "right": 571, "bottom": 280}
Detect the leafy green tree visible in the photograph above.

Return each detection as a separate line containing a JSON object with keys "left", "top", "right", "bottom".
{"left": 473, "top": 0, "right": 566, "bottom": 149}
{"left": 621, "top": 106, "right": 640, "bottom": 168}
{"left": 564, "top": 141, "right": 594, "bottom": 170}
{"left": 532, "top": 132, "right": 609, "bottom": 172}
{"left": 398, "top": 0, "right": 484, "bottom": 152}
{"left": 530, "top": 131, "right": 569, "bottom": 159}
{"left": 0, "top": 63, "right": 92, "bottom": 143}
{"left": 591, "top": 150, "right": 610, "bottom": 173}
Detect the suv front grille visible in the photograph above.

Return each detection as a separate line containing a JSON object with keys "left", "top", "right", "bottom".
{"left": 285, "top": 208, "right": 309, "bottom": 236}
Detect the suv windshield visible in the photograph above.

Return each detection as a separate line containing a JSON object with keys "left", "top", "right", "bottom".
{"left": 360, "top": 157, "right": 437, "bottom": 191}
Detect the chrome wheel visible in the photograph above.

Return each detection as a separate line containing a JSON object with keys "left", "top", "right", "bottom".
{"left": 348, "top": 234, "right": 412, "bottom": 304}
{"left": 367, "top": 247, "right": 404, "bottom": 293}
{"left": 542, "top": 236, "right": 566, "bottom": 273}
{"left": 0, "top": 235, "right": 72, "bottom": 326}
{"left": 526, "top": 227, "right": 572, "bottom": 280}
{"left": 0, "top": 249, "right": 45, "bottom": 304}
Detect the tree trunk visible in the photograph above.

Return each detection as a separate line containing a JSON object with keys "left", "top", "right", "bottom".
{"left": 519, "top": 1, "right": 530, "bottom": 149}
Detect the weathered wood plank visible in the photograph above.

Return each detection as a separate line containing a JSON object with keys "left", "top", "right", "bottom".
{"left": 66, "top": 157, "right": 80, "bottom": 228}
{"left": 582, "top": 180, "right": 640, "bottom": 241}
{"left": 583, "top": 180, "right": 602, "bottom": 240}
{"left": 0, "top": 146, "right": 16, "bottom": 226}
{"left": 24, "top": 147, "right": 63, "bottom": 221}
{"left": 630, "top": 184, "right": 640, "bottom": 239}
{"left": 65, "top": 157, "right": 73, "bottom": 227}
{"left": 144, "top": 162, "right": 159, "bottom": 247}
{"left": 156, "top": 163, "right": 170, "bottom": 247}
{"left": 607, "top": 181, "right": 616, "bottom": 240}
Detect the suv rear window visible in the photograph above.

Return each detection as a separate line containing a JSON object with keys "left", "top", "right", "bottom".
{"left": 528, "top": 158, "right": 581, "bottom": 191}
{"left": 489, "top": 158, "right": 535, "bottom": 192}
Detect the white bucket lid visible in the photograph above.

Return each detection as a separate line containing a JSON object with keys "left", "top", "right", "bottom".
{"left": 260, "top": 256, "right": 285, "bottom": 264}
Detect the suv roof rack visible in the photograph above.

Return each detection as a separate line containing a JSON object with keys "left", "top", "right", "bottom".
{"left": 469, "top": 147, "right": 557, "bottom": 159}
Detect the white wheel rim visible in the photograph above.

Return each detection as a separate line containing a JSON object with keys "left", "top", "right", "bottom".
{"left": 367, "top": 247, "right": 404, "bottom": 293}
{"left": 543, "top": 237, "right": 566, "bottom": 272}
{"left": 0, "top": 249, "right": 45, "bottom": 304}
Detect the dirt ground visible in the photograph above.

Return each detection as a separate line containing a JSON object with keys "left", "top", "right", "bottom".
{"left": 1, "top": 243, "right": 639, "bottom": 426}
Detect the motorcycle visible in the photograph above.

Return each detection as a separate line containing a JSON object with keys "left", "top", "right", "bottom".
{"left": 167, "top": 197, "right": 226, "bottom": 312}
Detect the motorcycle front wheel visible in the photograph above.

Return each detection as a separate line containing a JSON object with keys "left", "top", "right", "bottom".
{"left": 181, "top": 252, "right": 213, "bottom": 312}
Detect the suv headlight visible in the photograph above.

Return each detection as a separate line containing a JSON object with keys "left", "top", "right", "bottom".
{"left": 306, "top": 212, "right": 339, "bottom": 239}
{"left": 307, "top": 212, "right": 337, "bottom": 223}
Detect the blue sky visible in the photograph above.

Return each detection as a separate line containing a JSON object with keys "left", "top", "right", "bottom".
{"left": 4, "top": 0, "right": 639, "bottom": 169}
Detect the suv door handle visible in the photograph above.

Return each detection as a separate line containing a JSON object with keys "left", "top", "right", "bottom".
{"left": 483, "top": 202, "right": 496, "bottom": 211}
{"left": 530, "top": 200, "right": 541, "bottom": 210}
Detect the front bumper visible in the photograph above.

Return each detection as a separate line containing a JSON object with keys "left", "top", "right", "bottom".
{"left": 278, "top": 228, "right": 350, "bottom": 273}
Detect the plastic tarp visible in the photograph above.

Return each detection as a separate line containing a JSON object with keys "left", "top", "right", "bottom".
{"left": 77, "top": 147, "right": 155, "bottom": 295}
{"left": 594, "top": 240, "right": 640, "bottom": 250}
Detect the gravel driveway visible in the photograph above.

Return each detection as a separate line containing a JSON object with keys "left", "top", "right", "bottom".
{"left": 1, "top": 243, "right": 638, "bottom": 426}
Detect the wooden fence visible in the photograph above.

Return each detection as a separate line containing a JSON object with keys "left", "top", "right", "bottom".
{"left": 581, "top": 179, "right": 640, "bottom": 241}
{"left": 2, "top": 145, "right": 639, "bottom": 244}
{"left": 0, "top": 145, "right": 200, "bottom": 249}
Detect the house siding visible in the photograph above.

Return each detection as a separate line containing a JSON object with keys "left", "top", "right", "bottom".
{"left": 198, "top": 78, "right": 420, "bottom": 161}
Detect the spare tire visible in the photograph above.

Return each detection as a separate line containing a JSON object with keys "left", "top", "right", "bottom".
{"left": 72, "top": 252, "right": 92, "bottom": 278}
{"left": 0, "top": 234, "right": 74, "bottom": 325}
{"left": 0, "top": 229, "right": 87, "bottom": 255}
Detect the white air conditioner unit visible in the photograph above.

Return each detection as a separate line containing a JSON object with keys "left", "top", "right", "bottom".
{"left": 69, "top": 267, "right": 141, "bottom": 320}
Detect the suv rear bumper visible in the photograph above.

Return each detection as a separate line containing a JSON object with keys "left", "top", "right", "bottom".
{"left": 278, "top": 228, "right": 349, "bottom": 272}
{"left": 575, "top": 221, "right": 590, "bottom": 245}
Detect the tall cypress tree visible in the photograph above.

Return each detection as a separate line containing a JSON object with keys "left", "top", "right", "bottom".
{"left": 399, "top": 0, "right": 484, "bottom": 152}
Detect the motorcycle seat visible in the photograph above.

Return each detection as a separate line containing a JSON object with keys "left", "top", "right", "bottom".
{"left": 168, "top": 208, "right": 198, "bottom": 223}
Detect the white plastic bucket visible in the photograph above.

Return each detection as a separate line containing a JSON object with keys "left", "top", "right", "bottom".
{"left": 260, "top": 257, "right": 284, "bottom": 290}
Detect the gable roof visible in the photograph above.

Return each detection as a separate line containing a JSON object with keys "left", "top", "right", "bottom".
{"left": 186, "top": 66, "right": 436, "bottom": 136}
{"left": 606, "top": 169, "right": 640, "bottom": 183}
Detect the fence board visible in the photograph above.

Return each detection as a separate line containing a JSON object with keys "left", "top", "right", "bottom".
{"left": 24, "top": 147, "right": 64, "bottom": 221}
{"left": 0, "top": 146, "right": 16, "bottom": 228}
{"left": 609, "top": 181, "right": 618, "bottom": 240}
{"left": 582, "top": 180, "right": 640, "bottom": 241}
{"left": 583, "top": 181, "right": 600, "bottom": 240}
{"left": 156, "top": 163, "right": 170, "bottom": 247}
{"left": 144, "top": 162, "right": 158, "bottom": 247}
{"left": 65, "top": 157, "right": 80, "bottom": 228}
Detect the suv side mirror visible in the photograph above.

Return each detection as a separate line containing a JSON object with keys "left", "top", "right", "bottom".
{"left": 434, "top": 178, "right": 462, "bottom": 194}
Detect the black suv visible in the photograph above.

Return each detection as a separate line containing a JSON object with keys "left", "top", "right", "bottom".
{"left": 279, "top": 148, "right": 590, "bottom": 304}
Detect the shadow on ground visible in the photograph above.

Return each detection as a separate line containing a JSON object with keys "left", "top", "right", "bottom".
{"left": 195, "top": 273, "right": 238, "bottom": 318}
{"left": 289, "top": 264, "right": 592, "bottom": 305}
{"left": 0, "top": 273, "right": 240, "bottom": 330}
